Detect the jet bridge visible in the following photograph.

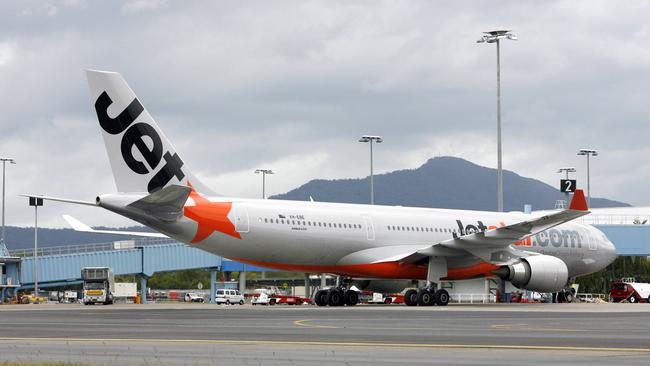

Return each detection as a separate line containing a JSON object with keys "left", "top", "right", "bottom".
{"left": 8, "top": 238, "right": 269, "bottom": 304}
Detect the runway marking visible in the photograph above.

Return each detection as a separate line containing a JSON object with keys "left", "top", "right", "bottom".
{"left": 0, "top": 337, "right": 649, "bottom": 353}
{"left": 491, "top": 324, "right": 585, "bottom": 332}
{"left": 293, "top": 319, "right": 340, "bottom": 329}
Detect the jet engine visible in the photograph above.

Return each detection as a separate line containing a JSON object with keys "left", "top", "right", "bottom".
{"left": 494, "top": 255, "right": 568, "bottom": 293}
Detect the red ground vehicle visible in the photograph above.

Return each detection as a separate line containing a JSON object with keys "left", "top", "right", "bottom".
{"left": 362, "top": 292, "right": 405, "bottom": 304}
{"left": 250, "top": 292, "right": 313, "bottom": 305}
{"left": 610, "top": 278, "right": 650, "bottom": 303}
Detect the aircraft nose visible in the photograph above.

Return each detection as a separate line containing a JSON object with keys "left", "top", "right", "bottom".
{"left": 604, "top": 239, "right": 618, "bottom": 265}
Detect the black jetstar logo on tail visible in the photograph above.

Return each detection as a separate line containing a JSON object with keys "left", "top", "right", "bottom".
{"left": 95, "top": 91, "right": 185, "bottom": 193}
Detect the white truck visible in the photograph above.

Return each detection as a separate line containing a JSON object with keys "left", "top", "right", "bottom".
{"left": 81, "top": 267, "right": 115, "bottom": 305}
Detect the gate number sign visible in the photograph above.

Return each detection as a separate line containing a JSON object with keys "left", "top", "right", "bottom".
{"left": 560, "top": 179, "right": 577, "bottom": 193}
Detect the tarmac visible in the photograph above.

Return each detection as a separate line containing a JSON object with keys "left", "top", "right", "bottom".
{"left": 1, "top": 302, "right": 649, "bottom": 365}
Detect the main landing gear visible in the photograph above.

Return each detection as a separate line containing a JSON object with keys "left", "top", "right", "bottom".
{"left": 404, "top": 256, "right": 451, "bottom": 306}
{"left": 314, "top": 278, "right": 359, "bottom": 307}
{"left": 404, "top": 287, "right": 450, "bottom": 307}
{"left": 314, "top": 287, "right": 359, "bottom": 306}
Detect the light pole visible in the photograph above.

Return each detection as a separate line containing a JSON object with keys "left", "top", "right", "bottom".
{"left": 254, "top": 169, "right": 274, "bottom": 199}
{"left": 0, "top": 157, "right": 16, "bottom": 254}
{"left": 28, "top": 197, "right": 43, "bottom": 296}
{"left": 358, "top": 135, "right": 383, "bottom": 205}
{"left": 477, "top": 30, "right": 517, "bottom": 212}
{"left": 577, "top": 149, "right": 598, "bottom": 207}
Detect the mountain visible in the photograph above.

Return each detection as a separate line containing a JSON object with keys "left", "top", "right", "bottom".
{"left": 271, "top": 156, "right": 629, "bottom": 210}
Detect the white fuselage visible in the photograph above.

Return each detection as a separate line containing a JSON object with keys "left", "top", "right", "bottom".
{"left": 152, "top": 197, "right": 618, "bottom": 281}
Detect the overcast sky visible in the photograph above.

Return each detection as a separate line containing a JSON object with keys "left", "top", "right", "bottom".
{"left": 1, "top": 0, "right": 649, "bottom": 229}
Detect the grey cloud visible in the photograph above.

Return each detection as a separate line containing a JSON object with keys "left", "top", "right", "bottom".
{"left": 0, "top": 0, "right": 648, "bottom": 229}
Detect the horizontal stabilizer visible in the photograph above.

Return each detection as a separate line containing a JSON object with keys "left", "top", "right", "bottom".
{"left": 62, "top": 215, "right": 167, "bottom": 238}
{"left": 19, "top": 194, "right": 97, "bottom": 207}
{"left": 126, "top": 184, "right": 191, "bottom": 222}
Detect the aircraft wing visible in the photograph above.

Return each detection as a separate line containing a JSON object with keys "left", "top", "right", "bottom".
{"left": 440, "top": 189, "right": 589, "bottom": 251}
{"left": 364, "top": 190, "right": 589, "bottom": 266}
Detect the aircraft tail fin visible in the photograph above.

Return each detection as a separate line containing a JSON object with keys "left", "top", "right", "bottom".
{"left": 85, "top": 70, "right": 214, "bottom": 195}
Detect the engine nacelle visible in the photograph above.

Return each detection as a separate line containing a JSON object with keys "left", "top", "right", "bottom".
{"left": 497, "top": 255, "right": 569, "bottom": 293}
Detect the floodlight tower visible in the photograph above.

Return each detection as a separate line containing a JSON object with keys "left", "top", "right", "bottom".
{"left": 577, "top": 149, "right": 598, "bottom": 206}
{"left": 477, "top": 30, "right": 517, "bottom": 212}
{"left": 254, "top": 169, "right": 274, "bottom": 199}
{"left": 359, "top": 135, "right": 383, "bottom": 205}
{"left": 557, "top": 167, "right": 577, "bottom": 180}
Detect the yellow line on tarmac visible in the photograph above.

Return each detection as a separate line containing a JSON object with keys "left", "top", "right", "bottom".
{"left": 0, "top": 337, "right": 649, "bottom": 353}
{"left": 293, "top": 319, "right": 340, "bottom": 329}
{"left": 491, "top": 324, "right": 585, "bottom": 332}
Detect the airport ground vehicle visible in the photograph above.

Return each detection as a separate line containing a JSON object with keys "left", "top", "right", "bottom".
{"left": 216, "top": 289, "right": 245, "bottom": 305}
{"left": 30, "top": 71, "right": 618, "bottom": 309}
{"left": 610, "top": 278, "right": 650, "bottom": 303}
{"left": 251, "top": 293, "right": 276, "bottom": 305}
{"left": 363, "top": 292, "right": 404, "bottom": 304}
{"left": 184, "top": 292, "right": 205, "bottom": 303}
{"left": 81, "top": 267, "right": 114, "bottom": 305}
{"left": 251, "top": 291, "right": 312, "bottom": 305}
{"left": 18, "top": 293, "right": 49, "bottom": 304}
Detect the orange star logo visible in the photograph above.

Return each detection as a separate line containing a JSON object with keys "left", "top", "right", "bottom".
{"left": 184, "top": 183, "right": 242, "bottom": 243}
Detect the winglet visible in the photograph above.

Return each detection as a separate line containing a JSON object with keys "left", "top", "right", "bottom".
{"left": 569, "top": 189, "right": 588, "bottom": 211}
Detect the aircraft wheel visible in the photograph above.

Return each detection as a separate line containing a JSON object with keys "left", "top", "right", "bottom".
{"left": 564, "top": 291, "right": 574, "bottom": 303}
{"left": 417, "top": 289, "right": 436, "bottom": 306}
{"left": 556, "top": 291, "right": 566, "bottom": 303}
{"left": 314, "top": 290, "right": 328, "bottom": 306}
{"left": 327, "top": 289, "right": 345, "bottom": 306}
{"left": 435, "top": 289, "right": 450, "bottom": 306}
{"left": 404, "top": 289, "right": 418, "bottom": 306}
{"left": 344, "top": 290, "right": 359, "bottom": 306}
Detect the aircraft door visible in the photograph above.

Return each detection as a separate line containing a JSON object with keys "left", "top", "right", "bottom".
{"left": 363, "top": 216, "right": 375, "bottom": 241}
{"left": 232, "top": 203, "right": 250, "bottom": 233}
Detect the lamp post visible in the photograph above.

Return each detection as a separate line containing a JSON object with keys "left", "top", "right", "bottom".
{"left": 477, "top": 30, "right": 517, "bottom": 212}
{"left": 254, "top": 169, "right": 274, "bottom": 199}
{"left": 577, "top": 149, "right": 598, "bottom": 207}
{"left": 0, "top": 157, "right": 16, "bottom": 254}
{"left": 28, "top": 197, "right": 43, "bottom": 296}
{"left": 358, "top": 135, "right": 383, "bottom": 205}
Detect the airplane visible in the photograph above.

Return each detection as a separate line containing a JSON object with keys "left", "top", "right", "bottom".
{"left": 25, "top": 70, "right": 618, "bottom": 307}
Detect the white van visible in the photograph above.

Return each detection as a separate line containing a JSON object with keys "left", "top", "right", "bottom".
{"left": 215, "top": 289, "right": 245, "bottom": 305}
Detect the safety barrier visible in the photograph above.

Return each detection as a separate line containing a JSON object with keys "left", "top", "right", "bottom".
{"left": 581, "top": 214, "right": 650, "bottom": 225}
{"left": 452, "top": 293, "right": 497, "bottom": 303}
